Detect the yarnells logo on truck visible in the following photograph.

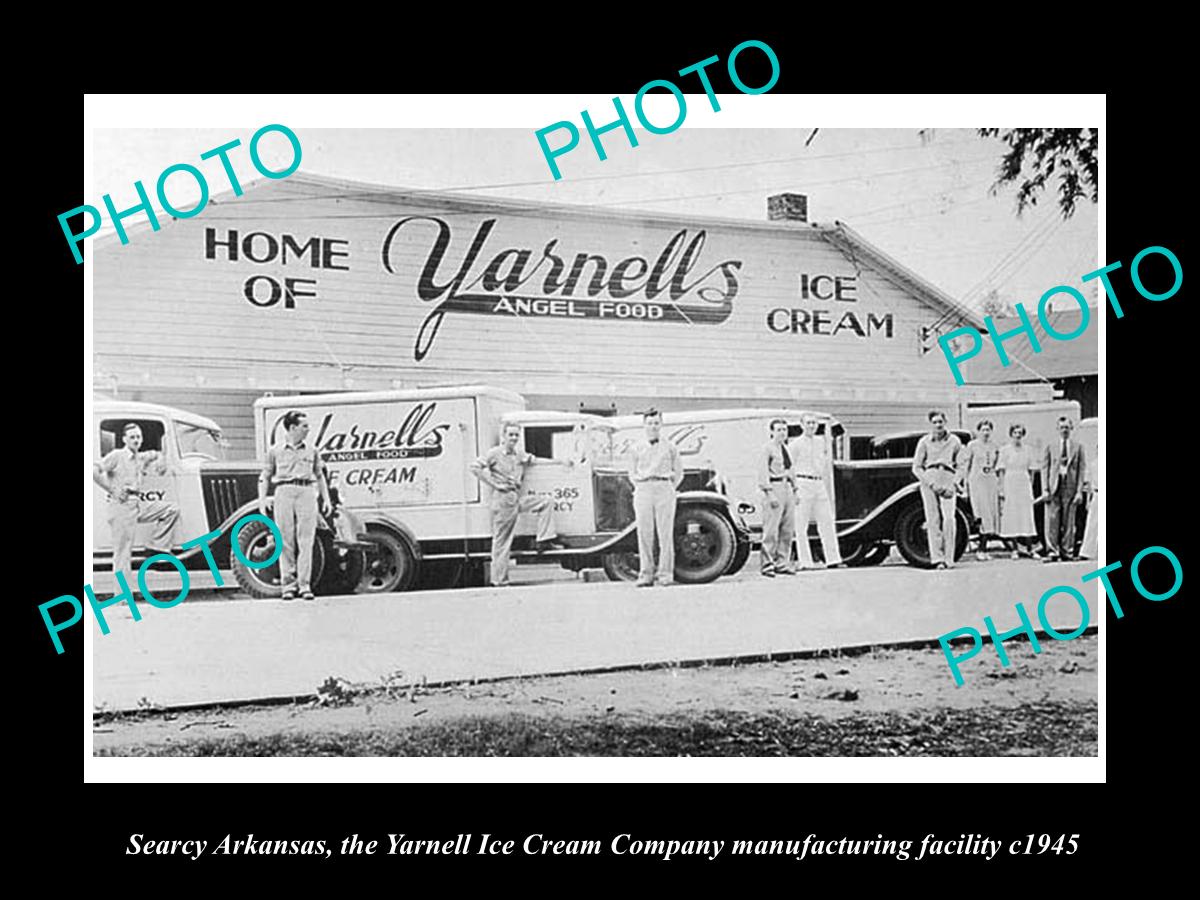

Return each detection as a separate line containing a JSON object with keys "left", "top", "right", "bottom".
{"left": 270, "top": 403, "right": 451, "bottom": 462}
{"left": 381, "top": 216, "right": 743, "bottom": 361}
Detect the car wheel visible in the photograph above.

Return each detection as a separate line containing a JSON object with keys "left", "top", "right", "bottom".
{"left": 894, "top": 504, "right": 971, "bottom": 568}
{"left": 231, "top": 517, "right": 326, "bottom": 599}
{"left": 725, "top": 533, "right": 751, "bottom": 576}
{"left": 952, "top": 508, "right": 971, "bottom": 562}
{"left": 674, "top": 506, "right": 736, "bottom": 584}
{"left": 602, "top": 550, "right": 641, "bottom": 583}
{"left": 844, "top": 541, "right": 890, "bottom": 568}
{"left": 894, "top": 504, "right": 936, "bottom": 568}
{"left": 356, "top": 527, "right": 417, "bottom": 594}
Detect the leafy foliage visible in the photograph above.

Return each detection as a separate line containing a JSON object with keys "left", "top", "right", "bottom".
{"left": 979, "top": 129, "right": 1098, "bottom": 219}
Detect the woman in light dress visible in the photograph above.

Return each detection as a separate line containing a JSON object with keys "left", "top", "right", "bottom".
{"left": 1080, "top": 485, "right": 1098, "bottom": 560}
{"left": 961, "top": 420, "right": 1001, "bottom": 560}
{"left": 996, "top": 423, "right": 1038, "bottom": 558}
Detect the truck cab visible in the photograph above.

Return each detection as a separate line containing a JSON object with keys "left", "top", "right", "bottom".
{"left": 92, "top": 399, "right": 257, "bottom": 572}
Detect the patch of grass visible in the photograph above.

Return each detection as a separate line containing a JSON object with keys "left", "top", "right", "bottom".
{"left": 97, "top": 701, "right": 1097, "bottom": 757}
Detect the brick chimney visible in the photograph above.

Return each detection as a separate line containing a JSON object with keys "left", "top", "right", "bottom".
{"left": 768, "top": 193, "right": 808, "bottom": 223}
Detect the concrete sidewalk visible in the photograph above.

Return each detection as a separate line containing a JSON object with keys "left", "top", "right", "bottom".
{"left": 92, "top": 560, "right": 1099, "bottom": 711}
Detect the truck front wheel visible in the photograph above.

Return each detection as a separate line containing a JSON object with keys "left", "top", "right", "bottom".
{"left": 356, "top": 527, "right": 417, "bottom": 594}
{"left": 231, "top": 517, "right": 326, "bottom": 599}
{"left": 674, "top": 506, "right": 736, "bottom": 584}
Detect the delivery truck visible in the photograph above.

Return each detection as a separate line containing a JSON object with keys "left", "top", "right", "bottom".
{"left": 235, "top": 386, "right": 749, "bottom": 596}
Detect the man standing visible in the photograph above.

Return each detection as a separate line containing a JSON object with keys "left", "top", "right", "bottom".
{"left": 471, "top": 423, "right": 565, "bottom": 588}
{"left": 789, "top": 413, "right": 844, "bottom": 570}
{"left": 757, "top": 419, "right": 797, "bottom": 577}
{"left": 259, "top": 410, "right": 331, "bottom": 601}
{"left": 93, "top": 423, "right": 181, "bottom": 593}
{"left": 912, "top": 410, "right": 964, "bottom": 570}
{"left": 1042, "top": 416, "right": 1087, "bottom": 562}
{"left": 628, "top": 409, "right": 684, "bottom": 587}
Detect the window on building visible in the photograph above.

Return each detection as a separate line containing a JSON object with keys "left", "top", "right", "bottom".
{"left": 99, "top": 419, "right": 167, "bottom": 457}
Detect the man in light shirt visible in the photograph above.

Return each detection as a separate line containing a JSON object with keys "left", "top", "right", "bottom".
{"left": 93, "top": 423, "right": 181, "bottom": 593}
{"left": 259, "top": 410, "right": 332, "bottom": 601}
{"left": 912, "top": 409, "right": 964, "bottom": 570}
{"left": 789, "top": 413, "right": 844, "bottom": 569}
{"left": 628, "top": 409, "right": 684, "bottom": 587}
{"left": 758, "top": 419, "right": 797, "bottom": 577}
{"left": 471, "top": 423, "right": 565, "bottom": 587}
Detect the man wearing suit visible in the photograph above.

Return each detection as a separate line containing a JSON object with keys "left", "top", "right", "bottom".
{"left": 1042, "top": 416, "right": 1088, "bottom": 562}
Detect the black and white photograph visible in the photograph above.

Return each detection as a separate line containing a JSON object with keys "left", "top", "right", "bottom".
{"left": 82, "top": 98, "right": 1103, "bottom": 762}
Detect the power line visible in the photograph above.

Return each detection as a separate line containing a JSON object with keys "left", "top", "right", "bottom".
{"left": 219, "top": 137, "right": 986, "bottom": 204}
{"left": 600, "top": 154, "right": 997, "bottom": 207}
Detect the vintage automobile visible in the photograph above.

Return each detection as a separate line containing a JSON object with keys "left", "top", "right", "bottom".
{"left": 864, "top": 429, "right": 973, "bottom": 459}
{"left": 226, "top": 387, "right": 751, "bottom": 597}
{"left": 91, "top": 398, "right": 367, "bottom": 594}
{"left": 612, "top": 408, "right": 973, "bottom": 569}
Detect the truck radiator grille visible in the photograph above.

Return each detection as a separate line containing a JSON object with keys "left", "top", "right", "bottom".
{"left": 202, "top": 473, "right": 255, "bottom": 530}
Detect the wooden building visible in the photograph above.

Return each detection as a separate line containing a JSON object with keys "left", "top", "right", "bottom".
{"left": 93, "top": 173, "right": 1051, "bottom": 457}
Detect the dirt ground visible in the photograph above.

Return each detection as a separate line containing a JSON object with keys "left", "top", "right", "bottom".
{"left": 94, "top": 634, "right": 1097, "bottom": 757}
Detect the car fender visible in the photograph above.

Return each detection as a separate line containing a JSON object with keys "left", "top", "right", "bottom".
{"left": 839, "top": 483, "right": 975, "bottom": 542}
{"left": 677, "top": 490, "right": 750, "bottom": 536}
{"left": 354, "top": 511, "right": 423, "bottom": 562}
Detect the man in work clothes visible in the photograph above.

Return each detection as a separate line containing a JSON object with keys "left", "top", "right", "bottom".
{"left": 1042, "top": 416, "right": 1088, "bottom": 562}
{"left": 790, "top": 413, "right": 844, "bottom": 570}
{"left": 758, "top": 418, "right": 797, "bottom": 577}
{"left": 628, "top": 409, "right": 684, "bottom": 587}
{"left": 912, "top": 409, "right": 964, "bottom": 569}
{"left": 471, "top": 423, "right": 565, "bottom": 587}
{"left": 92, "top": 423, "right": 180, "bottom": 593}
{"left": 259, "top": 410, "right": 331, "bottom": 601}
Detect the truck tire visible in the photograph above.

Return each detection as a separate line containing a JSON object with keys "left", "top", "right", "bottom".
{"left": 674, "top": 505, "right": 736, "bottom": 584}
{"left": 231, "top": 517, "right": 326, "bottom": 599}
{"left": 357, "top": 527, "right": 417, "bottom": 594}
{"left": 894, "top": 503, "right": 970, "bottom": 568}
{"left": 602, "top": 551, "right": 641, "bottom": 583}
{"left": 726, "top": 532, "right": 751, "bottom": 576}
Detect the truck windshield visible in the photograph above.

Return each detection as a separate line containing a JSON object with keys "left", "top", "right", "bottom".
{"left": 176, "top": 422, "right": 226, "bottom": 460}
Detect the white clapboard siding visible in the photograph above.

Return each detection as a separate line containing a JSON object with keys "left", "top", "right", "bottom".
{"left": 95, "top": 173, "right": 1001, "bottom": 456}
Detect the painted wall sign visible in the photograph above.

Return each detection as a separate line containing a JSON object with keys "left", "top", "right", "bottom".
{"left": 381, "top": 216, "right": 743, "bottom": 361}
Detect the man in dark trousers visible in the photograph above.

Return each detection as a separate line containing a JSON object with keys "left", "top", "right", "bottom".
{"left": 1041, "top": 416, "right": 1088, "bottom": 562}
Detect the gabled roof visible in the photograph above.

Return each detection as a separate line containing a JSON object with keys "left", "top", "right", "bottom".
{"left": 94, "top": 169, "right": 983, "bottom": 330}
{"left": 965, "top": 309, "right": 1099, "bottom": 383}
